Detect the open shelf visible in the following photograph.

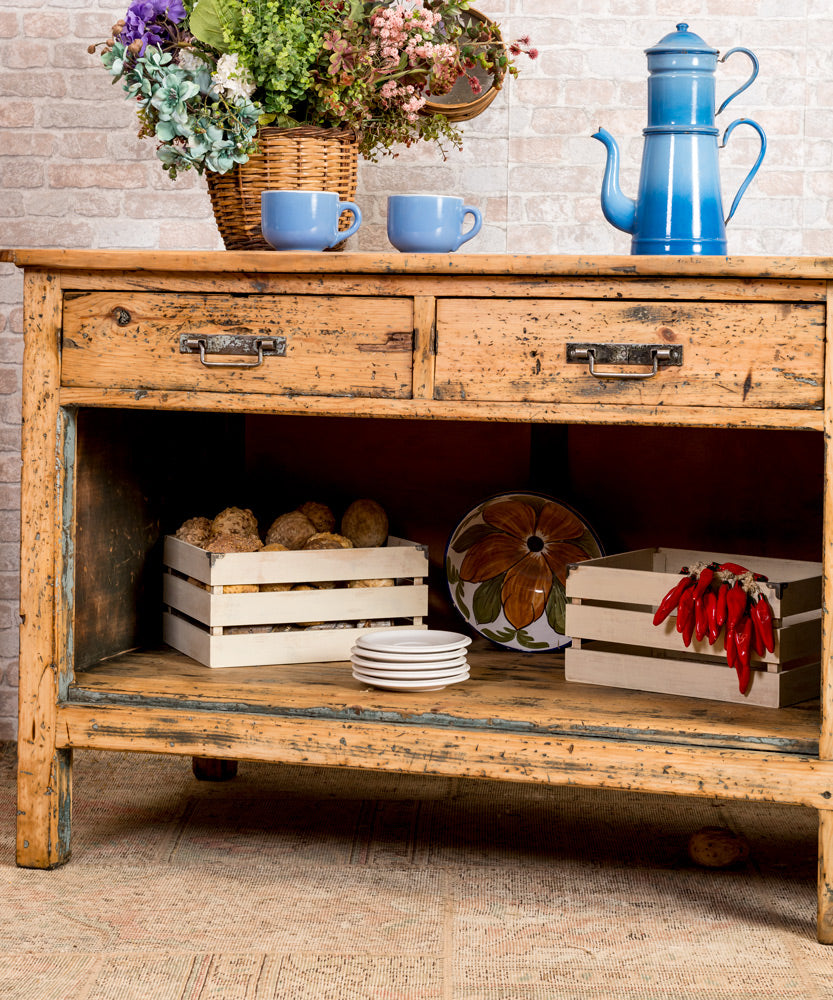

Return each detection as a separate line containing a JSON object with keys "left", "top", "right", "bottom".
{"left": 68, "top": 641, "right": 820, "bottom": 756}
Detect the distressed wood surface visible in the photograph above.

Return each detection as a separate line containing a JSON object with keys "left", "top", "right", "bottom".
{"left": 68, "top": 645, "right": 820, "bottom": 754}
{"left": 820, "top": 810, "right": 833, "bottom": 943}
{"left": 56, "top": 387, "right": 826, "bottom": 432}
{"left": 17, "top": 270, "right": 72, "bottom": 869}
{"left": 435, "top": 299, "right": 825, "bottom": 409}
{"left": 62, "top": 292, "right": 414, "bottom": 398}
{"left": 55, "top": 699, "right": 833, "bottom": 808}
{"left": 28, "top": 271, "right": 833, "bottom": 303}
{"left": 6, "top": 249, "right": 833, "bottom": 280}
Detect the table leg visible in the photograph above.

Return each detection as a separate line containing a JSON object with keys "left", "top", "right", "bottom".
{"left": 819, "top": 809, "right": 833, "bottom": 943}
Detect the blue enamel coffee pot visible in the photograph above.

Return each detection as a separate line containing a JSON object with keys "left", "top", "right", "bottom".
{"left": 592, "top": 23, "right": 766, "bottom": 255}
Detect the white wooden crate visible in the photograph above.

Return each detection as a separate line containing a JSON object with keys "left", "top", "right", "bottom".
{"left": 564, "top": 547, "right": 822, "bottom": 707}
{"left": 162, "top": 534, "right": 429, "bottom": 667}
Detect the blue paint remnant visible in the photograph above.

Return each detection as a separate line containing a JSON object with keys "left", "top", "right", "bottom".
{"left": 65, "top": 687, "right": 819, "bottom": 755}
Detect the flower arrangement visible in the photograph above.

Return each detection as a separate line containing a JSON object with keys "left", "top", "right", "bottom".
{"left": 91, "top": 0, "right": 535, "bottom": 178}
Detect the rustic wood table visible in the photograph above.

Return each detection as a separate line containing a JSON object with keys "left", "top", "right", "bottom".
{"left": 6, "top": 250, "right": 833, "bottom": 940}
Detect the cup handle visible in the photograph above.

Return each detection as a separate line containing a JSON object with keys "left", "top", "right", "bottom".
{"left": 455, "top": 206, "right": 482, "bottom": 249}
{"left": 332, "top": 201, "right": 362, "bottom": 245}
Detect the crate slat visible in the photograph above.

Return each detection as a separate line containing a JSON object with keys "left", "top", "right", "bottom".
{"left": 565, "top": 548, "right": 822, "bottom": 706}
{"left": 565, "top": 646, "right": 820, "bottom": 709}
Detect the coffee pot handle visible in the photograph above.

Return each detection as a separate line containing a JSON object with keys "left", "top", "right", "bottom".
{"left": 720, "top": 118, "right": 767, "bottom": 224}
{"left": 716, "top": 47, "right": 759, "bottom": 116}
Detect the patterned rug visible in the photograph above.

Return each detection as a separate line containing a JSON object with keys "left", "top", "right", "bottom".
{"left": 0, "top": 742, "right": 828, "bottom": 999}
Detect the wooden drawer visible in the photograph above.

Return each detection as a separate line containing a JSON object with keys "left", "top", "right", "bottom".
{"left": 61, "top": 293, "right": 415, "bottom": 397}
{"left": 434, "top": 298, "right": 825, "bottom": 408}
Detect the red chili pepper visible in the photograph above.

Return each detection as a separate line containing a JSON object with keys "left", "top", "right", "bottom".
{"left": 724, "top": 581, "right": 748, "bottom": 670}
{"left": 750, "top": 594, "right": 775, "bottom": 653}
{"left": 694, "top": 595, "right": 708, "bottom": 642}
{"left": 676, "top": 585, "right": 696, "bottom": 637}
{"left": 750, "top": 612, "right": 766, "bottom": 657}
{"left": 735, "top": 615, "right": 753, "bottom": 694}
{"left": 653, "top": 574, "right": 695, "bottom": 626}
{"left": 694, "top": 564, "right": 715, "bottom": 599}
{"left": 725, "top": 627, "right": 737, "bottom": 668}
{"left": 705, "top": 589, "right": 720, "bottom": 644}
{"left": 719, "top": 561, "right": 768, "bottom": 582}
{"left": 715, "top": 582, "right": 729, "bottom": 629}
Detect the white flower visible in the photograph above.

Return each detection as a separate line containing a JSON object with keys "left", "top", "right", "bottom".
{"left": 211, "top": 53, "right": 256, "bottom": 100}
{"left": 179, "top": 49, "right": 211, "bottom": 73}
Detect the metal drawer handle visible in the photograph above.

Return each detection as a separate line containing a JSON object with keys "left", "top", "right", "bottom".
{"left": 566, "top": 343, "right": 683, "bottom": 380}
{"left": 180, "top": 334, "right": 286, "bottom": 369}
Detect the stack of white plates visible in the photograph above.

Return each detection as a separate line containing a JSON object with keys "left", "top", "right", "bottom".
{"left": 351, "top": 630, "right": 472, "bottom": 692}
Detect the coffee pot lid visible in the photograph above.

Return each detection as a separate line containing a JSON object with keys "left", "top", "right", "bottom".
{"left": 645, "top": 22, "right": 717, "bottom": 55}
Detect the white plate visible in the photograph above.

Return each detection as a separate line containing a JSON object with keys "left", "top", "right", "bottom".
{"left": 350, "top": 644, "right": 466, "bottom": 664}
{"left": 352, "top": 670, "right": 470, "bottom": 692}
{"left": 350, "top": 652, "right": 468, "bottom": 672}
{"left": 357, "top": 629, "right": 472, "bottom": 654}
{"left": 350, "top": 661, "right": 468, "bottom": 681}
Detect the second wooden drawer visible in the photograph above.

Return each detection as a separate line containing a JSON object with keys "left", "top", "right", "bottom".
{"left": 434, "top": 298, "right": 825, "bottom": 408}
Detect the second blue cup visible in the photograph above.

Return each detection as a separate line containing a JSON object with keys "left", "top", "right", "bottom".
{"left": 387, "top": 195, "right": 482, "bottom": 253}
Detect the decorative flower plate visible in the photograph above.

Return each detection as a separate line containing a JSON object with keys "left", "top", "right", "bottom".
{"left": 445, "top": 491, "right": 603, "bottom": 652}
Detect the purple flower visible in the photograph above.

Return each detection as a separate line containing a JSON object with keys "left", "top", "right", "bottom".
{"left": 120, "top": 0, "right": 185, "bottom": 54}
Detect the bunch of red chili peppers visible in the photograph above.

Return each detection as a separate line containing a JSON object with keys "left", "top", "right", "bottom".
{"left": 652, "top": 561, "right": 775, "bottom": 695}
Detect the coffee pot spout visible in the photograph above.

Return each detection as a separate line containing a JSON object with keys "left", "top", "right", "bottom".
{"left": 592, "top": 127, "right": 637, "bottom": 235}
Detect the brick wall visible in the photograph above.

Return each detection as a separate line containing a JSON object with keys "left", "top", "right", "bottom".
{"left": 1, "top": 0, "right": 831, "bottom": 736}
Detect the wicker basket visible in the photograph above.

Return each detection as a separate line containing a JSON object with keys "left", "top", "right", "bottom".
{"left": 206, "top": 126, "right": 359, "bottom": 251}
{"left": 421, "top": 8, "right": 501, "bottom": 123}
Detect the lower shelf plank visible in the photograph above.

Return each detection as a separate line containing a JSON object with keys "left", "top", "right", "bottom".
{"left": 55, "top": 699, "right": 833, "bottom": 808}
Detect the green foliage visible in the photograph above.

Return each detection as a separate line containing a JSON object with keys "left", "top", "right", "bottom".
{"left": 103, "top": 40, "right": 259, "bottom": 178}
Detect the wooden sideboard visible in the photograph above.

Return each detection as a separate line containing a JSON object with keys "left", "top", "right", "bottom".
{"left": 7, "top": 250, "right": 833, "bottom": 941}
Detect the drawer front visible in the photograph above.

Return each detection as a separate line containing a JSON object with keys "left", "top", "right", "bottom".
{"left": 434, "top": 298, "right": 825, "bottom": 408}
{"left": 62, "top": 293, "right": 415, "bottom": 397}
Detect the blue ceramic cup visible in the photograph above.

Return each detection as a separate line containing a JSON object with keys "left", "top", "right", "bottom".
{"left": 387, "top": 195, "right": 482, "bottom": 253}
{"left": 261, "top": 190, "right": 362, "bottom": 251}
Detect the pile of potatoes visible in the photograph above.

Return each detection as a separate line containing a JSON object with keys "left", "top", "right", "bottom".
{"left": 173, "top": 499, "right": 395, "bottom": 630}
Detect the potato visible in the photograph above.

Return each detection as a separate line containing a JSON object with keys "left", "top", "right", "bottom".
{"left": 688, "top": 827, "right": 750, "bottom": 868}
{"left": 340, "top": 499, "right": 388, "bottom": 548}
{"left": 297, "top": 500, "right": 336, "bottom": 533}
{"left": 265, "top": 511, "right": 316, "bottom": 549}
{"left": 209, "top": 506, "right": 258, "bottom": 539}
{"left": 303, "top": 532, "right": 353, "bottom": 550}
{"left": 204, "top": 532, "right": 263, "bottom": 553}
{"left": 175, "top": 516, "right": 212, "bottom": 547}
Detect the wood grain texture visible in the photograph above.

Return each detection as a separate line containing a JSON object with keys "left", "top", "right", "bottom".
{"left": 17, "top": 270, "right": 72, "bottom": 869}
{"left": 54, "top": 699, "right": 833, "bottom": 808}
{"left": 67, "top": 646, "right": 820, "bottom": 754}
{"left": 56, "top": 387, "right": 826, "bottom": 431}
{"left": 5, "top": 249, "right": 833, "bottom": 280}
{"left": 411, "top": 295, "right": 436, "bottom": 399}
{"left": 821, "top": 280, "right": 833, "bottom": 759}
{"left": 820, "top": 809, "right": 833, "bottom": 943}
{"left": 61, "top": 293, "right": 414, "bottom": 398}
{"left": 434, "top": 299, "right": 825, "bottom": 409}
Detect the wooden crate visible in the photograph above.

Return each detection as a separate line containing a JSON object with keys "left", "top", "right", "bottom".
{"left": 564, "top": 547, "right": 822, "bottom": 707}
{"left": 162, "top": 535, "right": 429, "bottom": 667}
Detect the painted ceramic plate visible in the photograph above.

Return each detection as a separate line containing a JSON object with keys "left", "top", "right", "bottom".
{"left": 445, "top": 491, "right": 603, "bottom": 652}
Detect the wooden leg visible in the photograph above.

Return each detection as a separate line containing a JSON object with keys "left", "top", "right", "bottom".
{"left": 819, "top": 809, "right": 833, "bottom": 943}
{"left": 192, "top": 756, "right": 239, "bottom": 781}
{"left": 17, "top": 744, "right": 72, "bottom": 869}
{"left": 17, "top": 272, "right": 71, "bottom": 869}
